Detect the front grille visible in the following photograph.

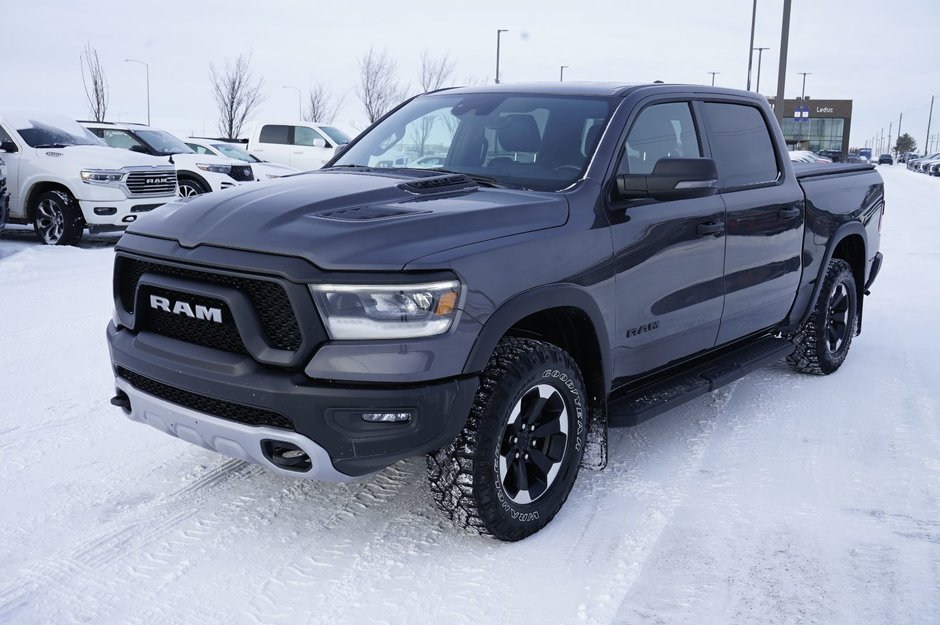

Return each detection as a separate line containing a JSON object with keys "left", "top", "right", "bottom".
{"left": 126, "top": 170, "right": 178, "bottom": 196}
{"left": 116, "top": 256, "right": 303, "bottom": 352}
{"left": 140, "top": 286, "right": 247, "bottom": 355}
{"left": 227, "top": 165, "right": 254, "bottom": 182}
{"left": 117, "top": 366, "right": 294, "bottom": 430}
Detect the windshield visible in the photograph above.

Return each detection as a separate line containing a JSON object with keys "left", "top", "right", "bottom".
{"left": 332, "top": 93, "right": 617, "bottom": 191}
{"left": 212, "top": 142, "right": 257, "bottom": 162}
{"left": 320, "top": 126, "right": 351, "bottom": 145}
{"left": 135, "top": 130, "right": 194, "bottom": 155}
{"left": 14, "top": 116, "right": 103, "bottom": 148}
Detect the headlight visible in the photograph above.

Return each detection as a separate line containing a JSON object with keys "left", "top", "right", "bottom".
{"left": 81, "top": 169, "right": 125, "bottom": 185}
{"left": 196, "top": 163, "right": 232, "bottom": 174}
{"left": 310, "top": 280, "right": 461, "bottom": 340}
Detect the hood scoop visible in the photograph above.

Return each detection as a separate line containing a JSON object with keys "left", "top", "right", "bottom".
{"left": 314, "top": 205, "right": 431, "bottom": 221}
{"left": 397, "top": 173, "right": 478, "bottom": 195}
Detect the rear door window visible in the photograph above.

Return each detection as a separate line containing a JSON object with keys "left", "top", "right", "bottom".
{"left": 259, "top": 124, "right": 291, "bottom": 145}
{"left": 702, "top": 102, "right": 779, "bottom": 189}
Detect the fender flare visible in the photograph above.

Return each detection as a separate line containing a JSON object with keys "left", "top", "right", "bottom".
{"left": 464, "top": 284, "right": 612, "bottom": 394}
{"left": 796, "top": 221, "right": 868, "bottom": 329}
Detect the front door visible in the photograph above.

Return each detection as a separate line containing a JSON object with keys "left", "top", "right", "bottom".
{"left": 0, "top": 124, "right": 22, "bottom": 218}
{"left": 607, "top": 101, "right": 727, "bottom": 383}
{"left": 291, "top": 126, "right": 333, "bottom": 170}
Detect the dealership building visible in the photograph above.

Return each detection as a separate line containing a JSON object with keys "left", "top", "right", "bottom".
{"left": 772, "top": 98, "right": 853, "bottom": 157}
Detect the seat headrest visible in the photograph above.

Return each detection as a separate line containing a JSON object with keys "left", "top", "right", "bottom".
{"left": 498, "top": 115, "right": 541, "bottom": 152}
{"left": 584, "top": 123, "right": 603, "bottom": 156}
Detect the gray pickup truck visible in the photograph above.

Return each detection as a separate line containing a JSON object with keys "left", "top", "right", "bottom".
{"left": 108, "top": 83, "right": 884, "bottom": 540}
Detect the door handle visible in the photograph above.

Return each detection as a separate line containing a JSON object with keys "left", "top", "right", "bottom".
{"left": 696, "top": 221, "right": 725, "bottom": 236}
{"left": 778, "top": 206, "right": 801, "bottom": 219}
{"left": 292, "top": 151, "right": 304, "bottom": 154}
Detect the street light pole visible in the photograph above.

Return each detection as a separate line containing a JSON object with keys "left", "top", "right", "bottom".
{"left": 708, "top": 72, "right": 720, "bottom": 86}
{"left": 125, "top": 58, "right": 150, "bottom": 125}
{"left": 559, "top": 65, "right": 569, "bottom": 82}
{"left": 283, "top": 86, "right": 302, "bottom": 119}
{"left": 796, "top": 72, "right": 810, "bottom": 149}
{"left": 495, "top": 29, "right": 508, "bottom": 84}
{"left": 753, "top": 47, "right": 769, "bottom": 93}
{"left": 746, "top": 0, "right": 758, "bottom": 90}
{"left": 887, "top": 121, "right": 893, "bottom": 159}
{"left": 925, "top": 95, "right": 936, "bottom": 158}
{"left": 773, "top": 0, "right": 792, "bottom": 124}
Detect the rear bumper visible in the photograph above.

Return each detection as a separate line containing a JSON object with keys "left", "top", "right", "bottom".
{"left": 107, "top": 323, "right": 478, "bottom": 478}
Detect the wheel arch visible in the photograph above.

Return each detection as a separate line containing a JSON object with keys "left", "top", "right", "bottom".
{"left": 24, "top": 181, "right": 75, "bottom": 221}
{"left": 797, "top": 222, "right": 867, "bottom": 331}
{"left": 176, "top": 170, "right": 211, "bottom": 194}
{"left": 464, "top": 285, "right": 611, "bottom": 397}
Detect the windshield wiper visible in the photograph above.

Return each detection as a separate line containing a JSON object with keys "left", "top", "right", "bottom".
{"left": 33, "top": 143, "right": 69, "bottom": 148}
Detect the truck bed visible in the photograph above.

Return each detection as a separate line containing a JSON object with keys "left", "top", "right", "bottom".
{"left": 792, "top": 162, "right": 876, "bottom": 179}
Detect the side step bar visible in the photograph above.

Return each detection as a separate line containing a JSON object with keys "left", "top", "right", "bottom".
{"left": 608, "top": 336, "right": 795, "bottom": 427}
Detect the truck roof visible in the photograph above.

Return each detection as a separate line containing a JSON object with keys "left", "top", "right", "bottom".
{"left": 434, "top": 82, "right": 767, "bottom": 100}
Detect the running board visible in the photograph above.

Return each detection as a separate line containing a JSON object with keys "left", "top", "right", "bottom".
{"left": 608, "top": 336, "right": 795, "bottom": 427}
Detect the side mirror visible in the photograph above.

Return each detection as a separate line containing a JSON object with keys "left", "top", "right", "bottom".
{"left": 617, "top": 157, "right": 718, "bottom": 202}
{"left": 129, "top": 145, "right": 151, "bottom": 154}
{"left": 312, "top": 138, "right": 327, "bottom": 148}
{"left": 0, "top": 140, "right": 18, "bottom": 153}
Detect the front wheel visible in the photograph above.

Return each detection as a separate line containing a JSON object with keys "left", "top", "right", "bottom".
{"left": 178, "top": 177, "right": 208, "bottom": 197}
{"left": 32, "top": 190, "right": 84, "bottom": 246}
{"left": 427, "top": 337, "right": 587, "bottom": 541}
{"left": 787, "top": 259, "right": 858, "bottom": 375}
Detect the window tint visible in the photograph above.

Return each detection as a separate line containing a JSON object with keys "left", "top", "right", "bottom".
{"left": 259, "top": 124, "right": 291, "bottom": 144}
{"left": 702, "top": 102, "right": 779, "bottom": 188}
{"left": 294, "top": 126, "right": 325, "bottom": 147}
{"left": 621, "top": 102, "right": 700, "bottom": 175}
{"left": 101, "top": 129, "right": 146, "bottom": 150}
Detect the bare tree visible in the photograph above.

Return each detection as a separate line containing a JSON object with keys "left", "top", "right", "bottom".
{"left": 80, "top": 43, "right": 108, "bottom": 122}
{"left": 418, "top": 50, "right": 456, "bottom": 93}
{"left": 210, "top": 54, "right": 266, "bottom": 139}
{"left": 356, "top": 47, "right": 406, "bottom": 124}
{"left": 304, "top": 83, "right": 345, "bottom": 124}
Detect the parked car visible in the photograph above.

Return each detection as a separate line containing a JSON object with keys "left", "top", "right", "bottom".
{"left": 0, "top": 156, "right": 8, "bottom": 231}
{"left": 877, "top": 154, "right": 893, "bottom": 165}
{"left": 81, "top": 121, "right": 254, "bottom": 196}
{"left": 0, "top": 113, "right": 176, "bottom": 245}
{"left": 246, "top": 122, "right": 351, "bottom": 171}
{"left": 108, "top": 82, "right": 884, "bottom": 540}
{"left": 408, "top": 155, "right": 447, "bottom": 168}
{"left": 912, "top": 153, "right": 940, "bottom": 173}
{"left": 788, "top": 150, "right": 832, "bottom": 164}
{"left": 908, "top": 152, "right": 940, "bottom": 171}
{"left": 183, "top": 137, "right": 299, "bottom": 180}
{"left": 898, "top": 151, "right": 918, "bottom": 164}
{"left": 817, "top": 149, "right": 843, "bottom": 162}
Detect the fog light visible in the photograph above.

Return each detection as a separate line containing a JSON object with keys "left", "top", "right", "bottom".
{"left": 94, "top": 206, "right": 117, "bottom": 215}
{"left": 361, "top": 411, "right": 412, "bottom": 423}
{"left": 122, "top": 215, "right": 137, "bottom": 223}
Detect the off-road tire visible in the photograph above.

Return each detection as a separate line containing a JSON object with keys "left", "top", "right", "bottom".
{"left": 427, "top": 337, "right": 588, "bottom": 541}
{"left": 32, "top": 190, "right": 84, "bottom": 246}
{"left": 178, "top": 177, "right": 208, "bottom": 197}
{"left": 787, "top": 259, "right": 858, "bottom": 375}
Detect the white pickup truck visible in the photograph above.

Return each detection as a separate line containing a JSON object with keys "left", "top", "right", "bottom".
{"left": 246, "top": 122, "right": 351, "bottom": 171}
{"left": 0, "top": 113, "right": 178, "bottom": 245}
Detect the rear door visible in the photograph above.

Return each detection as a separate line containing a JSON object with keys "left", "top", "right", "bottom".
{"left": 0, "top": 124, "right": 21, "bottom": 217}
{"left": 607, "top": 100, "right": 727, "bottom": 381}
{"left": 698, "top": 100, "right": 804, "bottom": 344}
{"left": 253, "top": 124, "right": 292, "bottom": 166}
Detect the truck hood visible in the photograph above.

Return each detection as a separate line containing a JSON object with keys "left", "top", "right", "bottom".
{"left": 126, "top": 170, "right": 569, "bottom": 270}
{"left": 38, "top": 145, "right": 172, "bottom": 169}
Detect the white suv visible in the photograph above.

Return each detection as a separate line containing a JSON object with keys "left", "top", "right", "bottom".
{"left": 82, "top": 121, "right": 254, "bottom": 196}
{"left": 183, "top": 137, "right": 299, "bottom": 180}
{"left": 0, "top": 113, "right": 177, "bottom": 245}
{"left": 246, "top": 122, "right": 351, "bottom": 170}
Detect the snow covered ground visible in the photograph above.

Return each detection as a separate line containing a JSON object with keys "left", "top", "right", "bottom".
{"left": 0, "top": 165, "right": 937, "bottom": 625}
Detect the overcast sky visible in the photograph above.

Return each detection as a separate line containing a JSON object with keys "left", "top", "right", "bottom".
{"left": 4, "top": 0, "right": 939, "bottom": 150}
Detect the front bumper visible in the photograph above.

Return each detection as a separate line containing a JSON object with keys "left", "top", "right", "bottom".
{"left": 80, "top": 196, "right": 176, "bottom": 227}
{"left": 107, "top": 323, "right": 478, "bottom": 478}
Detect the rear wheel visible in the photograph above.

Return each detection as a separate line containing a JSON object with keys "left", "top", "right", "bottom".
{"left": 427, "top": 337, "right": 587, "bottom": 541}
{"left": 32, "top": 190, "right": 84, "bottom": 246}
{"left": 787, "top": 259, "right": 858, "bottom": 375}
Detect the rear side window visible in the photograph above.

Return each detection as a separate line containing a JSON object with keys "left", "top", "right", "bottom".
{"left": 702, "top": 102, "right": 779, "bottom": 188}
{"left": 259, "top": 125, "right": 291, "bottom": 145}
